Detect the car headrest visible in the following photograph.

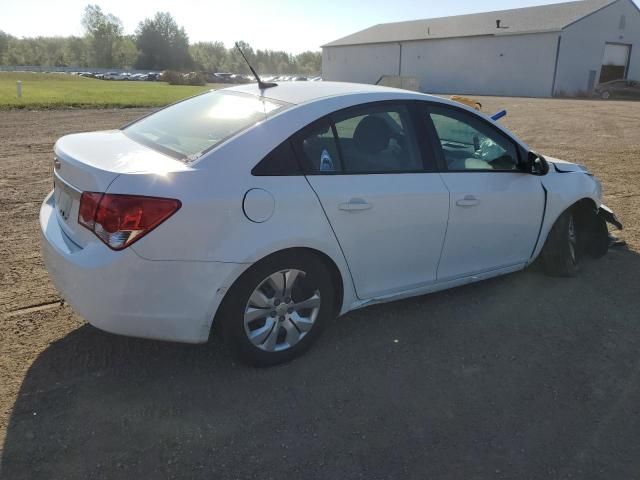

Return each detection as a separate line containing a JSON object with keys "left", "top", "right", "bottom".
{"left": 353, "top": 116, "right": 391, "bottom": 155}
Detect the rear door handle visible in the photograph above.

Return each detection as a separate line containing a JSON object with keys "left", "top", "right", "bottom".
{"left": 339, "top": 198, "right": 372, "bottom": 211}
{"left": 456, "top": 195, "right": 480, "bottom": 207}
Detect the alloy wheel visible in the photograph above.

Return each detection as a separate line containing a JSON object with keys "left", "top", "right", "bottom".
{"left": 243, "top": 269, "right": 321, "bottom": 352}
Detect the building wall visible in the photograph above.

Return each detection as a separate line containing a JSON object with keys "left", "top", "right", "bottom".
{"left": 400, "top": 33, "right": 559, "bottom": 97}
{"left": 554, "top": 0, "right": 640, "bottom": 95}
{"left": 322, "top": 44, "right": 401, "bottom": 85}
{"left": 323, "top": 32, "right": 559, "bottom": 97}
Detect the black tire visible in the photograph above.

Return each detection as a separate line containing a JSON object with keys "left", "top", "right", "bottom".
{"left": 217, "top": 251, "right": 336, "bottom": 367}
{"left": 541, "top": 209, "right": 580, "bottom": 277}
{"left": 584, "top": 211, "right": 609, "bottom": 259}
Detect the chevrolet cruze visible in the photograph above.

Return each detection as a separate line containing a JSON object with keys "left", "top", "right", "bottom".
{"left": 40, "top": 82, "right": 619, "bottom": 366}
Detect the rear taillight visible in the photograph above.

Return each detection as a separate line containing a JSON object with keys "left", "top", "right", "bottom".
{"left": 78, "top": 193, "right": 181, "bottom": 250}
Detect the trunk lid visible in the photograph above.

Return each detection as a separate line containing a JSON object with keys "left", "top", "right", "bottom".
{"left": 52, "top": 130, "right": 188, "bottom": 247}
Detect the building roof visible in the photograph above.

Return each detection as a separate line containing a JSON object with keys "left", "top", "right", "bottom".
{"left": 322, "top": 0, "right": 617, "bottom": 47}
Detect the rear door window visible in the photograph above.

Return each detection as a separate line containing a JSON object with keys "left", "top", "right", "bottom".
{"left": 293, "top": 103, "right": 428, "bottom": 174}
{"left": 332, "top": 104, "right": 423, "bottom": 173}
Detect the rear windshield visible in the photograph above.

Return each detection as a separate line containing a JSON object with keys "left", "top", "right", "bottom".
{"left": 123, "top": 90, "right": 287, "bottom": 162}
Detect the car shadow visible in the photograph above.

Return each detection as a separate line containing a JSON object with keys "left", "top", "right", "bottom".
{"left": 2, "top": 247, "right": 640, "bottom": 479}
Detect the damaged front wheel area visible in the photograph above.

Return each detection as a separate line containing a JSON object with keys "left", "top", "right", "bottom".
{"left": 583, "top": 203, "right": 624, "bottom": 258}
{"left": 541, "top": 202, "right": 623, "bottom": 277}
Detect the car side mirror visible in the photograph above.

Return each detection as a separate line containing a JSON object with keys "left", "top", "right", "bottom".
{"left": 525, "top": 151, "right": 549, "bottom": 175}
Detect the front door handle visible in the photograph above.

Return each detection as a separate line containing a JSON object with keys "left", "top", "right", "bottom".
{"left": 339, "top": 198, "right": 372, "bottom": 211}
{"left": 456, "top": 195, "right": 480, "bottom": 207}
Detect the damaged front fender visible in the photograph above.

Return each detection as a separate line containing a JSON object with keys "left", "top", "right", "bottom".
{"left": 584, "top": 204, "right": 623, "bottom": 259}
{"left": 598, "top": 204, "right": 623, "bottom": 231}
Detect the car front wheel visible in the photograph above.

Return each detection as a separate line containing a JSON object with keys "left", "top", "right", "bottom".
{"left": 218, "top": 251, "right": 336, "bottom": 366}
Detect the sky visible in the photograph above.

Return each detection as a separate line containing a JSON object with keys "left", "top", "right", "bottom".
{"left": 0, "top": 0, "right": 635, "bottom": 53}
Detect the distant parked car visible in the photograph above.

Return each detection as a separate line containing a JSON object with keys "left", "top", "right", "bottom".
{"left": 102, "top": 72, "right": 128, "bottom": 81}
{"left": 213, "top": 73, "right": 234, "bottom": 83}
{"left": 230, "top": 74, "right": 250, "bottom": 83}
{"left": 594, "top": 79, "right": 640, "bottom": 99}
{"left": 202, "top": 73, "right": 217, "bottom": 83}
{"left": 146, "top": 73, "right": 160, "bottom": 81}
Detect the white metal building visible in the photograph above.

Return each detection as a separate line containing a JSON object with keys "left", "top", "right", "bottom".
{"left": 322, "top": 0, "right": 640, "bottom": 97}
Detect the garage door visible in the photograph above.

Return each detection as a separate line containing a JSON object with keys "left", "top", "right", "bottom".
{"left": 600, "top": 43, "right": 631, "bottom": 83}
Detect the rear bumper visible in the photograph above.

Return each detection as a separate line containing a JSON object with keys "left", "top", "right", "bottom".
{"left": 40, "top": 192, "right": 247, "bottom": 343}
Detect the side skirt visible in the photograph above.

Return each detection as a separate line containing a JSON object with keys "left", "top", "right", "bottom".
{"left": 347, "top": 263, "right": 527, "bottom": 312}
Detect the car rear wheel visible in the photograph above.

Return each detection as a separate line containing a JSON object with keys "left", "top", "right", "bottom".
{"left": 218, "top": 251, "right": 335, "bottom": 366}
{"left": 541, "top": 209, "right": 580, "bottom": 277}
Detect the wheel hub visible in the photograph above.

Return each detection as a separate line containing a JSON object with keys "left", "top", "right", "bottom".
{"left": 275, "top": 302, "right": 289, "bottom": 317}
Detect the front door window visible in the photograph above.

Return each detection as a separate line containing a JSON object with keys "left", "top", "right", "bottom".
{"left": 428, "top": 105, "right": 520, "bottom": 171}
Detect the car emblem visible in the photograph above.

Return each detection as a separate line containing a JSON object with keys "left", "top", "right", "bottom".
{"left": 54, "top": 157, "right": 62, "bottom": 171}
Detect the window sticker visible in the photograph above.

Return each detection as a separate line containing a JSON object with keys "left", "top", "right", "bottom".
{"left": 320, "top": 149, "right": 335, "bottom": 171}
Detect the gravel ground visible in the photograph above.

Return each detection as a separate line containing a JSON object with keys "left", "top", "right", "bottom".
{"left": 1, "top": 98, "right": 639, "bottom": 479}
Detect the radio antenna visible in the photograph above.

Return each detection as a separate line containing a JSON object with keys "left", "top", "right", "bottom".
{"left": 235, "top": 42, "right": 277, "bottom": 90}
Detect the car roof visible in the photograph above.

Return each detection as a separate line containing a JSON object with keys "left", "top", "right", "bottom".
{"left": 224, "top": 81, "right": 430, "bottom": 105}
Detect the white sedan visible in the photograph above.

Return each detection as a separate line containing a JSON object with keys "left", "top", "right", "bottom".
{"left": 40, "top": 82, "right": 620, "bottom": 366}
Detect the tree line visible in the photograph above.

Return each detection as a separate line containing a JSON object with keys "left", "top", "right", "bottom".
{"left": 0, "top": 5, "right": 322, "bottom": 75}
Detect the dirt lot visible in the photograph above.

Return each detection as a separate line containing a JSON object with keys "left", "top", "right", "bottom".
{"left": 1, "top": 98, "right": 639, "bottom": 479}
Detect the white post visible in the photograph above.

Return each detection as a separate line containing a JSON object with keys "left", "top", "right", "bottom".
{"left": 16, "top": 81, "right": 22, "bottom": 98}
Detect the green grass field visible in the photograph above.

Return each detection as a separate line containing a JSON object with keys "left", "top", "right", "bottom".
{"left": 0, "top": 72, "right": 226, "bottom": 109}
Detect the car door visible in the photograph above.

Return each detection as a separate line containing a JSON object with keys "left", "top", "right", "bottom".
{"left": 423, "top": 103, "right": 546, "bottom": 281}
{"left": 296, "top": 102, "right": 450, "bottom": 299}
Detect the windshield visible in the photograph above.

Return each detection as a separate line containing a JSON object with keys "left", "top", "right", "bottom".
{"left": 124, "top": 90, "right": 286, "bottom": 161}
